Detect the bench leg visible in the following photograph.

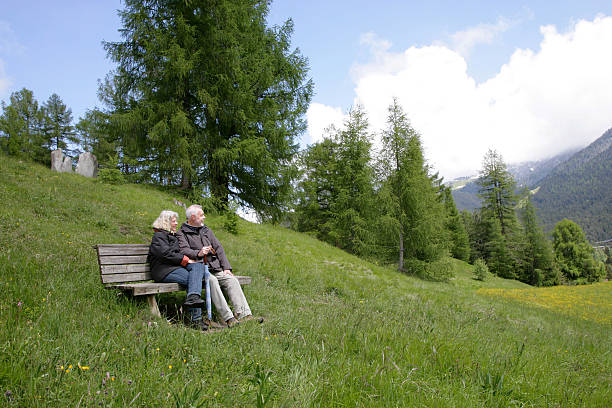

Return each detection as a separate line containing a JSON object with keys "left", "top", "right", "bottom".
{"left": 146, "top": 295, "right": 161, "bottom": 318}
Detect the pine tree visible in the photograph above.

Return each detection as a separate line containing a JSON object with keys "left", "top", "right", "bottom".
{"left": 442, "top": 186, "right": 470, "bottom": 261}
{"left": 0, "top": 88, "right": 46, "bottom": 163}
{"left": 103, "top": 0, "right": 312, "bottom": 220}
{"left": 552, "top": 219, "right": 605, "bottom": 283}
{"left": 378, "top": 98, "right": 448, "bottom": 273}
{"left": 519, "top": 197, "right": 559, "bottom": 286}
{"left": 294, "top": 106, "right": 375, "bottom": 256}
{"left": 41, "top": 93, "right": 76, "bottom": 155}
{"left": 484, "top": 216, "right": 516, "bottom": 279}
{"left": 478, "top": 149, "right": 518, "bottom": 235}
{"left": 327, "top": 106, "right": 375, "bottom": 255}
{"left": 75, "top": 109, "right": 117, "bottom": 167}
{"left": 295, "top": 136, "right": 339, "bottom": 242}
{"left": 476, "top": 149, "right": 522, "bottom": 279}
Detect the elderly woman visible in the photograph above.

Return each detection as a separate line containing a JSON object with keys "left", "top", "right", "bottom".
{"left": 147, "top": 210, "right": 209, "bottom": 331}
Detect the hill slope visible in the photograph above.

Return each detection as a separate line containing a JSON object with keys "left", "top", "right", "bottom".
{"left": 532, "top": 128, "right": 612, "bottom": 241}
{"left": 450, "top": 149, "right": 576, "bottom": 212}
{"left": 1, "top": 156, "right": 610, "bottom": 407}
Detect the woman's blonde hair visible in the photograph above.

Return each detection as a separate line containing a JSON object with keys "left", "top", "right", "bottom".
{"left": 152, "top": 210, "right": 178, "bottom": 232}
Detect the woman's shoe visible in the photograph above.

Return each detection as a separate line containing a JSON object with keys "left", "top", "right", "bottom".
{"left": 183, "top": 294, "right": 206, "bottom": 308}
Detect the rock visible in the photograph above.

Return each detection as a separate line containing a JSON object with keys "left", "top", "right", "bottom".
{"left": 51, "top": 149, "right": 72, "bottom": 173}
{"left": 173, "top": 198, "right": 187, "bottom": 209}
{"left": 60, "top": 156, "right": 73, "bottom": 173}
{"left": 75, "top": 152, "right": 98, "bottom": 177}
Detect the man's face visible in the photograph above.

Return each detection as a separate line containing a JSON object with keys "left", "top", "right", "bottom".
{"left": 191, "top": 209, "right": 205, "bottom": 226}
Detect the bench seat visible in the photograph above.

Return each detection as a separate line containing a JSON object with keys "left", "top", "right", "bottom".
{"left": 95, "top": 244, "right": 250, "bottom": 317}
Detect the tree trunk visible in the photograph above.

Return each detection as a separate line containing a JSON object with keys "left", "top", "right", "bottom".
{"left": 399, "top": 228, "right": 404, "bottom": 272}
{"left": 180, "top": 167, "right": 191, "bottom": 190}
{"left": 210, "top": 159, "right": 229, "bottom": 209}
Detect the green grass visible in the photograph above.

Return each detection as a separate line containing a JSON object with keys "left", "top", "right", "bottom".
{"left": 0, "top": 155, "right": 610, "bottom": 407}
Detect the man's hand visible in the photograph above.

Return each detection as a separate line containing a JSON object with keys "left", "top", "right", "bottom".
{"left": 224, "top": 269, "right": 233, "bottom": 276}
{"left": 197, "top": 245, "right": 213, "bottom": 257}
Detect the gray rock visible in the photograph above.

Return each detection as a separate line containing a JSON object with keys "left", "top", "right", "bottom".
{"left": 75, "top": 152, "right": 98, "bottom": 177}
{"left": 60, "top": 156, "right": 73, "bottom": 173}
{"left": 51, "top": 149, "right": 72, "bottom": 173}
{"left": 51, "top": 149, "right": 64, "bottom": 172}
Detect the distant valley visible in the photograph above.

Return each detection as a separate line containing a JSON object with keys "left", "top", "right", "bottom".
{"left": 450, "top": 128, "right": 612, "bottom": 242}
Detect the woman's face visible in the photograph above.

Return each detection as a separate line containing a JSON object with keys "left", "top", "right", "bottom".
{"left": 170, "top": 216, "right": 178, "bottom": 233}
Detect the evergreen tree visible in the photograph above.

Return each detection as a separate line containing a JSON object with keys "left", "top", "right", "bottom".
{"left": 519, "top": 197, "right": 559, "bottom": 286}
{"left": 75, "top": 109, "right": 117, "bottom": 168}
{"left": 295, "top": 135, "right": 339, "bottom": 242}
{"left": 103, "top": 0, "right": 313, "bottom": 220}
{"left": 295, "top": 106, "right": 375, "bottom": 256}
{"left": 483, "top": 216, "right": 516, "bottom": 279}
{"left": 552, "top": 219, "right": 605, "bottom": 283}
{"left": 478, "top": 149, "right": 518, "bottom": 235}
{"left": 442, "top": 186, "right": 470, "bottom": 261}
{"left": 0, "top": 88, "right": 46, "bottom": 163}
{"left": 462, "top": 209, "right": 486, "bottom": 263}
{"left": 377, "top": 98, "right": 448, "bottom": 273}
{"left": 327, "top": 106, "right": 375, "bottom": 255}
{"left": 476, "top": 149, "right": 523, "bottom": 279}
{"left": 41, "top": 93, "right": 75, "bottom": 154}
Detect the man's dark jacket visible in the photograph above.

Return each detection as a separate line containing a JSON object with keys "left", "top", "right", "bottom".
{"left": 176, "top": 223, "right": 232, "bottom": 273}
{"left": 147, "top": 229, "right": 189, "bottom": 281}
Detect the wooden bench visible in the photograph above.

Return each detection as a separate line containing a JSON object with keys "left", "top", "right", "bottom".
{"left": 95, "top": 244, "right": 251, "bottom": 317}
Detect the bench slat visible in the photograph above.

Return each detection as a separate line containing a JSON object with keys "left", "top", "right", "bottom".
{"left": 112, "top": 283, "right": 182, "bottom": 296}
{"left": 99, "top": 255, "right": 149, "bottom": 265}
{"left": 101, "top": 264, "right": 150, "bottom": 275}
{"left": 102, "top": 272, "right": 152, "bottom": 284}
{"left": 97, "top": 245, "right": 149, "bottom": 256}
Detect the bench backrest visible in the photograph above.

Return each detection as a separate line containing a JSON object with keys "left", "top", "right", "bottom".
{"left": 96, "top": 244, "right": 151, "bottom": 284}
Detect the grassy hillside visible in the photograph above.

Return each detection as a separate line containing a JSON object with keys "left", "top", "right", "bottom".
{"left": 1, "top": 156, "right": 610, "bottom": 407}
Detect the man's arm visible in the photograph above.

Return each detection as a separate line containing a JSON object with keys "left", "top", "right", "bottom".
{"left": 176, "top": 230, "right": 201, "bottom": 260}
{"left": 207, "top": 229, "right": 232, "bottom": 271}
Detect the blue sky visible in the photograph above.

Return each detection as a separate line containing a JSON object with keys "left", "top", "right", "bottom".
{"left": 2, "top": 1, "right": 612, "bottom": 178}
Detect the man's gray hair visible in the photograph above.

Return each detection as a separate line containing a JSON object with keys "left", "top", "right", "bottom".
{"left": 186, "top": 204, "right": 203, "bottom": 220}
{"left": 152, "top": 210, "right": 178, "bottom": 232}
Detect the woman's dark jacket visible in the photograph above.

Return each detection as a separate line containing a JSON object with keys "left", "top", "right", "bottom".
{"left": 176, "top": 223, "right": 232, "bottom": 273}
{"left": 147, "top": 229, "right": 189, "bottom": 282}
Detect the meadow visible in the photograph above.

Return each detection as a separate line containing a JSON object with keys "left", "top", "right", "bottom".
{"left": 0, "top": 155, "right": 610, "bottom": 407}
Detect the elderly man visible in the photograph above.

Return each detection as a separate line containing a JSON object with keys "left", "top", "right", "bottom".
{"left": 177, "top": 204, "right": 259, "bottom": 327}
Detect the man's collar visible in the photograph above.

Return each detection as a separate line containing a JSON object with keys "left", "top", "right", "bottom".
{"left": 180, "top": 222, "right": 203, "bottom": 232}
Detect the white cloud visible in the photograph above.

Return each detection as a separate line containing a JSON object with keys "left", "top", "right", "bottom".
{"left": 450, "top": 18, "right": 512, "bottom": 57}
{"left": 308, "top": 15, "right": 612, "bottom": 180}
{"left": 305, "top": 102, "right": 346, "bottom": 145}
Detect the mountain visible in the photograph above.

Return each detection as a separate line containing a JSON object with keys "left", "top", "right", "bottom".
{"left": 508, "top": 149, "right": 580, "bottom": 188}
{"left": 450, "top": 149, "right": 577, "bottom": 212}
{"left": 532, "top": 128, "right": 612, "bottom": 241}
